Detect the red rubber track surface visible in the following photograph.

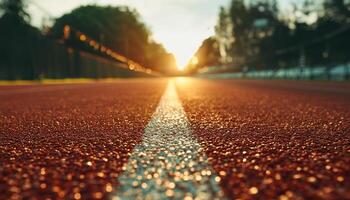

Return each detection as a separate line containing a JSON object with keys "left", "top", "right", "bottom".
{"left": 0, "top": 79, "right": 167, "bottom": 199}
{"left": 176, "top": 79, "right": 350, "bottom": 200}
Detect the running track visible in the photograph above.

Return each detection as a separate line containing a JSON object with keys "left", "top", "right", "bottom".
{"left": 0, "top": 78, "right": 349, "bottom": 199}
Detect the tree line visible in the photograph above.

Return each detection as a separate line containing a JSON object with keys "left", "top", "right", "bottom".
{"left": 50, "top": 5, "right": 177, "bottom": 74}
{"left": 187, "top": 0, "right": 350, "bottom": 73}
{"left": 0, "top": 0, "right": 177, "bottom": 80}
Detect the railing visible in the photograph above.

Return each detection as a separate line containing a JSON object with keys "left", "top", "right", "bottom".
{"left": 198, "top": 63, "right": 350, "bottom": 81}
{"left": 0, "top": 25, "right": 158, "bottom": 80}
{"left": 197, "top": 23, "right": 350, "bottom": 81}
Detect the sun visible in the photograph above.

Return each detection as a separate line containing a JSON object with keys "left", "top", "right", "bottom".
{"left": 156, "top": 32, "right": 204, "bottom": 71}
{"left": 175, "top": 55, "right": 190, "bottom": 71}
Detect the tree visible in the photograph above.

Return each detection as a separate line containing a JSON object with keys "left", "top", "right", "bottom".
{"left": 50, "top": 5, "right": 177, "bottom": 74}
{"left": 185, "top": 37, "right": 221, "bottom": 73}
{"left": 0, "top": 0, "right": 42, "bottom": 80}
{"left": 144, "top": 41, "right": 177, "bottom": 74}
{"left": 227, "top": 0, "right": 280, "bottom": 70}
{"left": 207, "top": 0, "right": 350, "bottom": 73}
{"left": 0, "top": 0, "right": 29, "bottom": 21}
{"left": 215, "top": 7, "right": 233, "bottom": 66}
{"left": 228, "top": 0, "right": 250, "bottom": 67}
{"left": 324, "top": 0, "right": 350, "bottom": 22}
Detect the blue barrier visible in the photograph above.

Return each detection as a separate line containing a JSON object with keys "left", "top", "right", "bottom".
{"left": 198, "top": 63, "right": 350, "bottom": 81}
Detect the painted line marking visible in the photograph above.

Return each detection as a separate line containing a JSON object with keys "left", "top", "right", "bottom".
{"left": 113, "top": 81, "right": 226, "bottom": 200}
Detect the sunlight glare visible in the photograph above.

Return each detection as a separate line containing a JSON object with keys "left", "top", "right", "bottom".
{"left": 153, "top": 31, "right": 207, "bottom": 71}
{"left": 191, "top": 56, "right": 199, "bottom": 65}
{"left": 172, "top": 47, "right": 195, "bottom": 71}
{"left": 175, "top": 77, "right": 191, "bottom": 85}
{"left": 174, "top": 49, "right": 198, "bottom": 71}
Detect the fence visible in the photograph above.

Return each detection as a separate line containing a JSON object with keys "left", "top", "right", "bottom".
{"left": 198, "top": 23, "right": 350, "bottom": 81}
{"left": 0, "top": 34, "right": 154, "bottom": 80}
{"left": 198, "top": 63, "right": 350, "bottom": 81}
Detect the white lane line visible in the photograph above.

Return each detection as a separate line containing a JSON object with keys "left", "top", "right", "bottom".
{"left": 113, "top": 81, "right": 226, "bottom": 200}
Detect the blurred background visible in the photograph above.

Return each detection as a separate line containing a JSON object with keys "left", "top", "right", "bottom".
{"left": 0, "top": 0, "right": 349, "bottom": 81}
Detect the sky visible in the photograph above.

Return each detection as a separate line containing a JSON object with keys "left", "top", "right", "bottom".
{"left": 29, "top": 0, "right": 231, "bottom": 69}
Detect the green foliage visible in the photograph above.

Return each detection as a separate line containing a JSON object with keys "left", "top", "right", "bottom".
{"left": 0, "top": 0, "right": 42, "bottom": 80}
{"left": 194, "top": 0, "right": 350, "bottom": 73}
{"left": 0, "top": 3, "right": 174, "bottom": 79}
{"left": 224, "top": 0, "right": 283, "bottom": 69}
{"left": 186, "top": 37, "right": 221, "bottom": 73}
{"left": 0, "top": 0, "right": 29, "bottom": 21}
{"left": 51, "top": 5, "right": 177, "bottom": 74}
{"left": 324, "top": 0, "right": 350, "bottom": 22}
